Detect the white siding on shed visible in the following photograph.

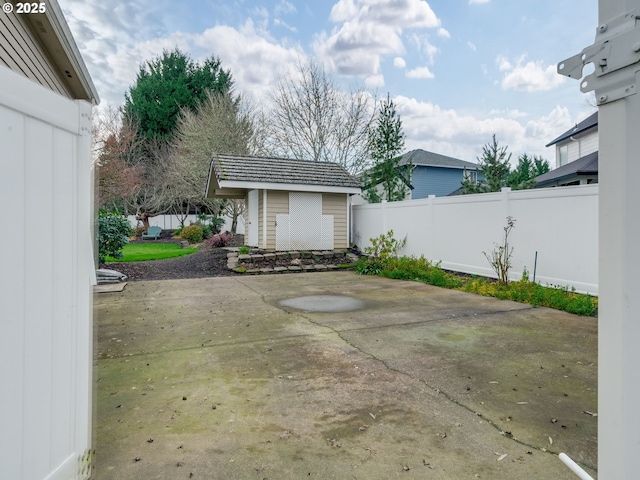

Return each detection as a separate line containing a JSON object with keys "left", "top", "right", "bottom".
{"left": 0, "top": 66, "right": 94, "bottom": 479}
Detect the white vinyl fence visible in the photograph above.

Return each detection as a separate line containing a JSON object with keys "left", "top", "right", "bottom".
{"left": 0, "top": 68, "right": 94, "bottom": 479}
{"left": 352, "top": 185, "right": 598, "bottom": 295}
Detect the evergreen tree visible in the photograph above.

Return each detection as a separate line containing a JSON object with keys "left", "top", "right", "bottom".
{"left": 507, "top": 154, "right": 550, "bottom": 190}
{"left": 363, "top": 94, "right": 409, "bottom": 203}
{"left": 123, "top": 48, "right": 232, "bottom": 142}
{"left": 462, "top": 135, "right": 511, "bottom": 194}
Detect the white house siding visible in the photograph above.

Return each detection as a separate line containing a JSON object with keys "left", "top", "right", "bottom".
{"left": 0, "top": 66, "right": 94, "bottom": 479}
{"left": 353, "top": 185, "right": 598, "bottom": 295}
{"left": 322, "top": 193, "right": 348, "bottom": 249}
{"left": 558, "top": 129, "right": 599, "bottom": 165}
{"left": 0, "top": 12, "right": 72, "bottom": 98}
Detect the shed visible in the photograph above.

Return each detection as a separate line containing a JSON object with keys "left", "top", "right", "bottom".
{"left": 0, "top": 1, "right": 99, "bottom": 479}
{"left": 206, "top": 154, "right": 361, "bottom": 250}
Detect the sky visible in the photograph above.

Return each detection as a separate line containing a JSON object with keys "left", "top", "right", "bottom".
{"left": 59, "top": 0, "right": 599, "bottom": 165}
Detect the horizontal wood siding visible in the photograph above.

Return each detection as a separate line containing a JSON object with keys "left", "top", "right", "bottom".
{"left": 580, "top": 130, "right": 599, "bottom": 157}
{"left": 323, "top": 193, "right": 347, "bottom": 248}
{"left": 266, "top": 190, "right": 289, "bottom": 250}
{"left": 0, "top": 12, "right": 71, "bottom": 97}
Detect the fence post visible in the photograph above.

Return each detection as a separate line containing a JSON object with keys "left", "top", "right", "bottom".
{"left": 381, "top": 200, "right": 387, "bottom": 234}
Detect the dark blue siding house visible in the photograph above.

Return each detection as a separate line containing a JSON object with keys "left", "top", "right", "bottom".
{"left": 399, "top": 149, "right": 482, "bottom": 198}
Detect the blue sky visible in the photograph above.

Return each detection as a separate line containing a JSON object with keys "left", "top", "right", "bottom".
{"left": 60, "top": 0, "right": 598, "bottom": 164}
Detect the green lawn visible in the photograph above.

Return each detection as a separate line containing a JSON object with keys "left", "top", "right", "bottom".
{"left": 105, "top": 243, "right": 197, "bottom": 262}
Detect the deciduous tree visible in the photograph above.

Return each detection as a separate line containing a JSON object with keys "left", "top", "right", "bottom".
{"left": 169, "top": 90, "right": 257, "bottom": 233}
{"left": 266, "top": 60, "right": 374, "bottom": 173}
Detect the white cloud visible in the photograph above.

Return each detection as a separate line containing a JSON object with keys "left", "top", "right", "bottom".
{"left": 408, "top": 33, "right": 439, "bottom": 64}
{"left": 273, "top": 18, "right": 297, "bottom": 32}
{"left": 365, "top": 74, "right": 385, "bottom": 88}
{"left": 437, "top": 27, "right": 450, "bottom": 39}
{"left": 393, "top": 56, "right": 407, "bottom": 68}
{"left": 467, "top": 41, "right": 477, "bottom": 52}
{"left": 194, "top": 20, "right": 305, "bottom": 100}
{"left": 394, "top": 95, "right": 568, "bottom": 161}
{"left": 469, "top": 0, "right": 490, "bottom": 4}
{"left": 314, "top": 0, "right": 442, "bottom": 77}
{"left": 498, "top": 55, "right": 565, "bottom": 92}
{"left": 406, "top": 66, "right": 434, "bottom": 79}
{"left": 275, "top": 0, "right": 296, "bottom": 16}
{"left": 496, "top": 55, "right": 512, "bottom": 71}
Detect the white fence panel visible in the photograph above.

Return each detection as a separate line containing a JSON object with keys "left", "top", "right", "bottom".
{"left": 352, "top": 185, "right": 598, "bottom": 295}
{"left": 0, "top": 67, "right": 94, "bottom": 479}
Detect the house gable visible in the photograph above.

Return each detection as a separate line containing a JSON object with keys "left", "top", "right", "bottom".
{"left": 546, "top": 112, "right": 598, "bottom": 168}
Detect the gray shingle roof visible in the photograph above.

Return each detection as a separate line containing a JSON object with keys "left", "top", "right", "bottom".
{"left": 399, "top": 149, "right": 477, "bottom": 169}
{"left": 545, "top": 111, "right": 598, "bottom": 147}
{"left": 211, "top": 154, "right": 361, "bottom": 188}
{"left": 535, "top": 151, "right": 598, "bottom": 187}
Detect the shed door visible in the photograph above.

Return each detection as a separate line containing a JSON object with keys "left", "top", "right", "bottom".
{"left": 247, "top": 189, "right": 259, "bottom": 247}
{"left": 276, "top": 192, "right": 334, "bottom": 250}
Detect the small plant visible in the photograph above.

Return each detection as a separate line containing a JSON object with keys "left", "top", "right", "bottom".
{"left": 180, "top": 224, "right": 204, "bottom": 243}
{"left": 483, "top": 216, "right": 516, "bottom": 285}
{"left": 98, "top": 210, "right": 132, "bottom": 263}
{"left": 364, "top": 230, "right": 407, "bottom": 260}
{"left": 238, "top": 245, "right": 251, "bottom": 254}
{"left": 204, "top": 231, "right": 233, "bottom": 248}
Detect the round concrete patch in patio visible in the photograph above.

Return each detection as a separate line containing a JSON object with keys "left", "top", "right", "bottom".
{"left": 278, "top": 294, "right": 365, "bottom": 312}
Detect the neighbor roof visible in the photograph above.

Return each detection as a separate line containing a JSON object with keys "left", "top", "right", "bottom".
{"left": 399, "top": 149, "right": 477, "bottom": 170}
{"left": 535, "top": 151, "right": 599, "bottom": 187}
{"left": 545, "top": 112, "right": 598, "bottom": 147}
{"left": 206, "top": 154, "right": 362, "bottom": 198}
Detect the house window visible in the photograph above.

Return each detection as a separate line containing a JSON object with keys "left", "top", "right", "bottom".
{"left": 558, "top": 144, "right": 568, "bottom": 167}
{"left": 463, "top": 169, "right": 477, "bottom": 184}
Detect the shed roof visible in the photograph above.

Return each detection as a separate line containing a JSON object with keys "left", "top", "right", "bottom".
{"left": 535, "top": 151, "right": 599, "bottom": 187}
{"left": 206, "top": 154, "right": 362, "bottom": 198}
{"left": 545, "top": 111, "right": 598, "bottom": 147}
{"left": 399, "top": 149, "right": 477, "bottom": 170}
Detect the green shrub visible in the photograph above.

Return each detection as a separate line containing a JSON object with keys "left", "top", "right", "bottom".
{"left": 238, "top": 245, "right": 251, "bottom": 254}
{"left": 180, "top": 224, "right": 204, "bottom": 243}
{"left": 98, "top": 210, "right": 132, "bottom": 263}
{"left": 354, "top": 257, "right": 386, "bottom": 275}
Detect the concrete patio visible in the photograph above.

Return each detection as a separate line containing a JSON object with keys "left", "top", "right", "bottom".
{"left": 94, "top": 271, "right": 597, "bottom": 479}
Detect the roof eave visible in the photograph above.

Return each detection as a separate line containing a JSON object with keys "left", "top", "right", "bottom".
{"left": 210, "top": 179, "right": 361, "bottom": 196}
{"left": 27, "top": 1, "right": 100, "bottom": 103}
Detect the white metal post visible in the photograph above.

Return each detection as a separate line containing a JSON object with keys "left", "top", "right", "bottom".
{"left": 558, "top": 0, "right": 640, "bottom": 477}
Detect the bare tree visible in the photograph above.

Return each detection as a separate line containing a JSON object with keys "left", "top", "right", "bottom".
{"left": 266, "top": 60, "right": 374, "bottom": 173}
{"left": 93, "top": 107, "right": 144, "bottom": 212}
{"left": 169, "top": 90, "right": 257, "bottom": 233}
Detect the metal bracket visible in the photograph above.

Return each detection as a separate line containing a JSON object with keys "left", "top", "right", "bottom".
{"left": 558, "top": 10, "right": 640, "bottom": 104}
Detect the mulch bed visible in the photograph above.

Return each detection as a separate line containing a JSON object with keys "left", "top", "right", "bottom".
{"left": 101, "top": 232, "right": 244, "bottom": 282}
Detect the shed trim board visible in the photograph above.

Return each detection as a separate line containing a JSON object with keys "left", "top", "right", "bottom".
{"left": 262, "top": 189, "right": 268, "bottom": 249}
{"left": 213, "top": 179, "right": 361, "bottom": 195}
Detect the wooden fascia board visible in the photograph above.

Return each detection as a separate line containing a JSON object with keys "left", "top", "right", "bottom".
{"left": 25, "top": 0, "right": 99, "bottom": 103}
{"left": 217, "top": 179, "right": 361, "bottom": 195}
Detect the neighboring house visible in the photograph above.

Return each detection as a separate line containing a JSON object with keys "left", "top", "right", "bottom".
{"left": 206, "top": 154, "right": 361, "bottom": 250}
{"left": 536, "top": 111, "right": 599, "bottom": 187}
{"left": 0, "top": 1, "right": 99, "bottom": 479}
{"left": 357, "top": 149, "right": 482, "bottom": 202}
{"left": 400, "top": 149, "right": 482, "bottom": 198}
